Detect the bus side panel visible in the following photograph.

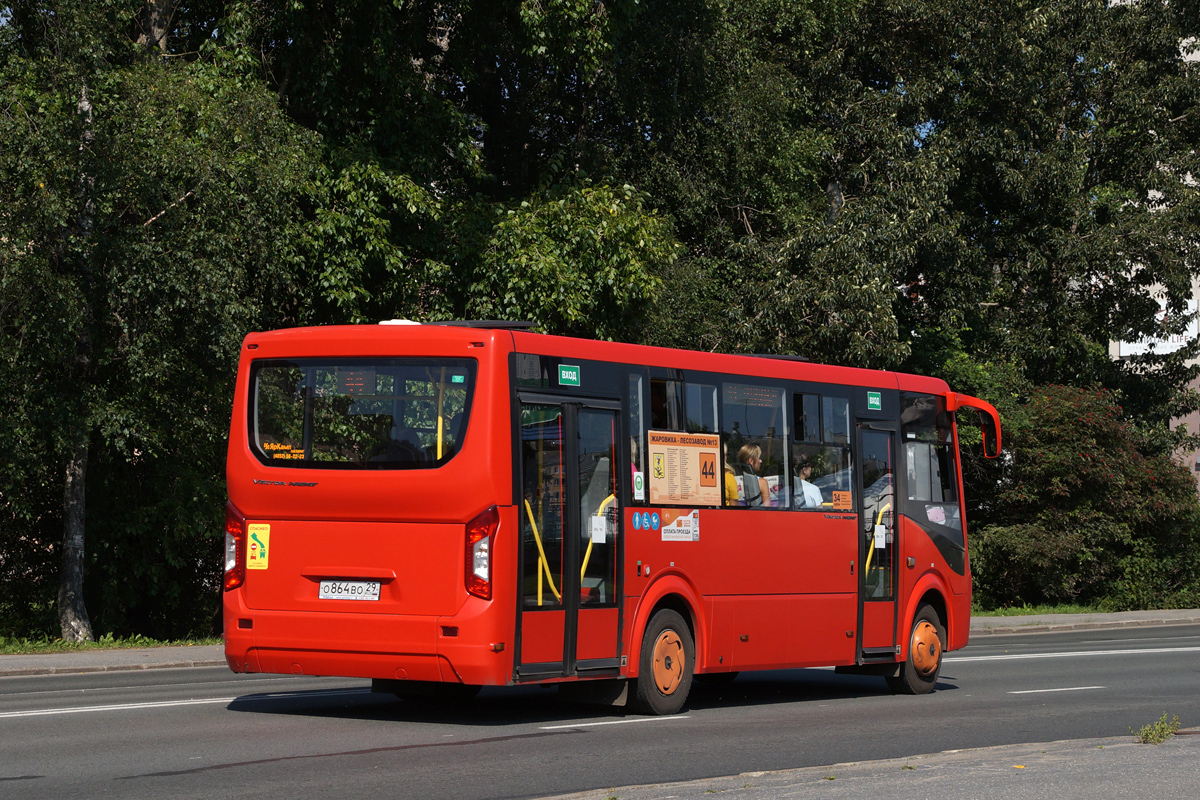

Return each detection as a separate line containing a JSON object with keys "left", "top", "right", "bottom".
{"left": 700, "top": 598, "right": 734, "bottom": 672}
{"left": 624, "top": 509, "right": 857, "bottom": 601}
{"left": 897, "top": 515, "right": 970, "bottom": 650}
{"left": 623, "top": 508, "right": 858, "bottom": 672}
{"left": 789, "top": 595, "right": 857, "bottom": 667}
{"left": 716, "top": 595, "right": 854, "bottom": 670}
{"left": 948, "top": 590, "right": 970, "bottom": 651}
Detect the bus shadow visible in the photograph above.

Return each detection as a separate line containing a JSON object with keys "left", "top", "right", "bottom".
{"left": 226, "top": 683, "right": 621, "bottom": 727}
{"left": 225, "top": 669, "right": 958, "bottom": 725}
{"left": 684, "top": 668, "right": 959, "bottom": 711}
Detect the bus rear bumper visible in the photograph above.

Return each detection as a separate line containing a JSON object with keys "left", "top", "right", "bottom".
{"left": 222, "top": 598, "right": 510, "bottom": 685}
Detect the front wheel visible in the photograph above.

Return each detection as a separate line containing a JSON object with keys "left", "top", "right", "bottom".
{"left": 886, "top": 604, "right": 946, "bottom": 695}
{"left": 632, "top": 609, "right": 694, "bottom": 715}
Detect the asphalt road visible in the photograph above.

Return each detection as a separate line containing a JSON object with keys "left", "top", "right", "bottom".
{"left": 2, "top": 624, "right": 1199, "bottom": 799}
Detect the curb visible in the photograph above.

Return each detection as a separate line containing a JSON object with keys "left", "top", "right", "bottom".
{"left": 0, "top": 658, "right": 228, "bottom": 678}
{"left": 970, "top": 615, "right": 1200, "bottom": 636}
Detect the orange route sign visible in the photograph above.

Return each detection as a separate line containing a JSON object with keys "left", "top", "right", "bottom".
{"left": 647, "top": 430, "right": 721, "bottom": 506}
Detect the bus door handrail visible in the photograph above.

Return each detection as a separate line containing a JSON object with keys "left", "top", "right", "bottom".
{"left": 523, "top": 499, "right": 561, "bottom": 605}
{"left": 436, "top": 367, "right": 446, "bottom": 460}
{"left": 864, "top": 501, "right": 891, "bottom": 576}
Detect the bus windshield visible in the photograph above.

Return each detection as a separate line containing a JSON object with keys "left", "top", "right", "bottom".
{"left": 249, "top": 358, "right": 476, "bottom": 469}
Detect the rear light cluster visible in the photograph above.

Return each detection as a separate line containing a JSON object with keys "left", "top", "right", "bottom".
{"left": 224, "top": 502, "right": 247, "bottom": 591}
{"left": 465, "top": 506, "right": 499, "bottom": 600}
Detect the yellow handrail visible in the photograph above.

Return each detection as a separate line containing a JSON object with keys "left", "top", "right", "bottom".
{"left": 523, "top": 499, "right": 560, "bottom": 604}
{"left": 436, "top": 368, "right": 446, "bottom": 460}
{"left": 580, "top": 494, "right": 616, "bottom": 582}
{"left": 864, "top": 501, "right": 892, "bottom": 575}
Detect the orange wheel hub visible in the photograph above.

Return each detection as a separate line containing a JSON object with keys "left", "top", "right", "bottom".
{"left": 910, "top": 620, "right": 942, "bottom": 676}
{"left": 652, "top": 629, "right": 684, "bottom": 695}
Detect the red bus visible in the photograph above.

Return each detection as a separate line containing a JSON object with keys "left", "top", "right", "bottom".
{"left": 223, "top": 321, "right": 1001, "bottom": 714}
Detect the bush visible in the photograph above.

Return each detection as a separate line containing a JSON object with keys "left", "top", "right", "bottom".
{"left": 969, "top": 385, "right": 1200, "bottom": 610}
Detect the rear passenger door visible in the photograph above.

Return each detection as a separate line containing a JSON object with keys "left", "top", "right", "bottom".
{"left": 515, "top": 397, "right": 623, "bottom": 681}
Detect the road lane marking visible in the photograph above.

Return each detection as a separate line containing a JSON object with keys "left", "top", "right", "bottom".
{"left": 1007, "top": 686, "right": 1105, "bottom": 694}
{"left": 2, "top": 677, "right": 361, "bottom": 700}
{"left": 0, "top": 697, "right": 235, "bottom": 718}
{"left": 0, "top": 688, "right": 368, "bottom": 718}
{"left": 540, "top": 716, "right": 691, "bottom": 730}
{"left": 949, "top": 646, "right": 1200, "bottom": 663}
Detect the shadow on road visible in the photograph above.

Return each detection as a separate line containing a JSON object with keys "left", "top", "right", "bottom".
{"left": 224, "top": 667, "right": 956, "bottom": 725}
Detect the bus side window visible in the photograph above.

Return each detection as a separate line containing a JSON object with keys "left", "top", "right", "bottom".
{"left": 819, "top": 396, "right": 854, "bottom": 512}
{"left": 901, "top": 393, "right": 961, "bottom": 536}
{"left": 628, "top": 373, "right": 646, "bottom": 504}
{"left": 791, "top": 393, "right": 824, "bottom": 510}
{"left": 722, "top": 383, "right": 788, "bottom": 508}
{"left": 650, "top": 379, "right": 682, "bottom": 430}
{"left": 684, "top": 383, "right": 718, "bottom": 433}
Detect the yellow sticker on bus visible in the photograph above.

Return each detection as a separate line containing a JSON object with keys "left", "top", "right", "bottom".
{"left": 247, "top": 524, "right": 270, "bottom": 570}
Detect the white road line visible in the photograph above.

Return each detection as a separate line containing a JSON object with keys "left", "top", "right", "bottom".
{"left": 949, "top": 646, "right": 1200, "bottom": 663}
{"left": 540, "top": 716, "right": 691, "bottom": 730}
{"left": 1008, "top": 686, "right": 1105, "bottom": 695}
{"left": 0, "top": 688, "right": 368, "bottom": 719}
{"left": 0, "top": 697, "right": 235, "bottom": 718}
{"left": 3, "top": 678, "right": 361, "bottom": 700}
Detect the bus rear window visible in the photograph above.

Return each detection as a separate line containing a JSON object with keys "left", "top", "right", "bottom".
{"left": 249, "top": 359, "right": 476, "bottom": 469}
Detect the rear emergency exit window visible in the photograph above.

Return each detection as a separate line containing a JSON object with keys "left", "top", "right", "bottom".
{"left": 250, "top": 359, "right": 476, "bottom": 469}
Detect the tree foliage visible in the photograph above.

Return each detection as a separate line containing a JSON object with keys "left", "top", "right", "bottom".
{"left": 3, "top": 0, "right": 1200, "bottom": 637}
{"left": 971, "top": 386, "right": 1200, "bottom": 611}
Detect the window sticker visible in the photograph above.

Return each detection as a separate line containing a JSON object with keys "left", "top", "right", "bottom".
{"left": 262, "top": 442, "right": 305, "bottom": 460}
{"left": 632, "top": 471, "right": 645, "bottom": 501}
{"left": 833, "top": 491, "right": 853, "bottom": 511}
{"left": 247, "top": 524, "right": 271, "bottom": 570}
{"left": 661, "top": 509, "right": 700, "bottom": 542}
{"left": 590, "top": 516, "right": 608, "bottom": 544}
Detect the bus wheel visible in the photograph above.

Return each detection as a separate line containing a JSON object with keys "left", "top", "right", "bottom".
{"left": 633, "top": 609, "right": 694, "bottom": 715}
{"left": 887, "top": 604, "right": 945, "bottom": 695}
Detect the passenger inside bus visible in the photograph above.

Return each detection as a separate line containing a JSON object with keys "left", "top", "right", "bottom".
{"left": 793, "top": 455, "right": 824, "bottom": 508}
{"left": 734, "top": 444, "right": 769, "bottom": 507}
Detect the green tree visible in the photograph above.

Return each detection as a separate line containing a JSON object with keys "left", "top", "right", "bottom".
{"left": 0, "top": 0, "right": 318, "bottom": 639}
{"left": 970, "top": 385, "right": 1200, "bottom": 610}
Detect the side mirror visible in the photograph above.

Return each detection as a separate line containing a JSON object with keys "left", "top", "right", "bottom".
{"left": 949, "top": 394, "right": 1003, "bottom": 459}
{"left": 977, "top": 411, "right": 1000, "bottom": 459}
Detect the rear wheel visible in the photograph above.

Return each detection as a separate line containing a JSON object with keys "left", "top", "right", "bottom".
{"left": 886, "top": 604, "right": 946, "bottom": 695}
{"left": 632, "top": 609, "right": 694, "bottom": 715}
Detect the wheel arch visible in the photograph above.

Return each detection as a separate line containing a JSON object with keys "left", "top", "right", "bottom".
{"left": 626, "top": 574, "right": 703, "bottom": 679}
{"left": 899, "top": 575, "right": 951, "bottom": 661}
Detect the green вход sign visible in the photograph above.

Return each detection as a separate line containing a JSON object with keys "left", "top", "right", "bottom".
{"left": 558, "top": 364, "right": 581, "bottom": 386}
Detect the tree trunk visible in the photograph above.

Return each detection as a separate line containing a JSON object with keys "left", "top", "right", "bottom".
{"left": 825, "top": 177, "right": 844, "bottom": 226}
{"left": 137, "top": 0, "right": 178, "bottom": 54}
{"left": 58, "top": 80, "right": 96, "bottom": 643}
{"left": 58, "top": 437, "right": 94, "bottom": 642}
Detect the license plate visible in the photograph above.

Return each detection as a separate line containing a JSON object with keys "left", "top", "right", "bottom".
{"left": 318, "top": 580, "right": 381, "bottom": 601}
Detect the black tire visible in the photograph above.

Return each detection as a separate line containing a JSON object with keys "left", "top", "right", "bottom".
{"left": 886, "top": 603, "right": 946, "bottom": 695}
{"left": 632, "top": 609, "right": 695, "bottom": 715}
